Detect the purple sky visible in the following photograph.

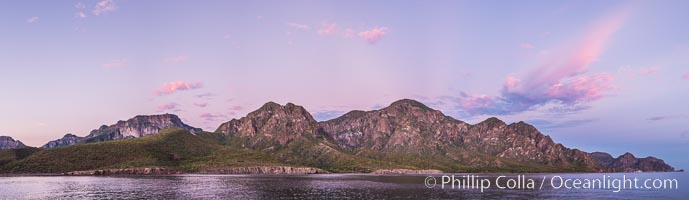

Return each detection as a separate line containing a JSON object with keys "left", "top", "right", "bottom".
{"left": 1, "top": 0, "right": 688, "bottom": 169}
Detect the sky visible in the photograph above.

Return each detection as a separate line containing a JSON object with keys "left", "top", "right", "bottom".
{"left": 1, "top": 0, "right": 688, "bottom": 169}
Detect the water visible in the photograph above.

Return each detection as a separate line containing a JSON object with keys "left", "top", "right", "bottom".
{"left": 0, "top": 173, "right": 686, "bottom": 199}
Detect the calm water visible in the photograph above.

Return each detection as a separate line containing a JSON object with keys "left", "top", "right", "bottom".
{"left": 0, "top": 173, "right": 686, "bottom": 199}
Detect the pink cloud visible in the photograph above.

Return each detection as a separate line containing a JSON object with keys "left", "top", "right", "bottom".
{"left": 200, "top": 113, "right": 227, "bottom": 121}
{"left": 93, "top": 0, "right": 116, "bottom": 16}
{"left": 450, "top": 6, "right": 630, "bottom": 116}
{"left": 157, "top": 102, "right": 179, "bottom": 112}
{"left": 683, "top": 73, "right": 689, "bottom": 80}
{"left": 102, "top": 59, "right": 128, "bottom": 69}
{"left": 520, "top": 43, "right": 535, "bottom": 49}
{"left": 195, "top": 93, "right": 214, "bottom": 98}
{"left": 358, "top": 27, "right": 388, "bottom": 44}
{"left": 193, "top": 103, "right": 208, "bottom": 108}
{"left": 27, "top": 16, "right": 39, "bottom": 23}
{"left": 318, "top": 23, "right": 338, "bottom": 36}
{"left": 229, "top": 105, "right": 242, "bottom": 111}
{"left": 155, "top": 81, "right": 203, "bottom": 96}
{"left": 544, "top": 73, "right": 615, "bottom": 103}
{"left": 286, "top": 22, "right": 310, "bottom": 30}
{"left": 164, "top": 55, "right": 189, "bottom": 64}
{"left": 639, "top": 66, "right": 659, "bottom": 76}
{"left": 75, "top": 12, "right": 87, "bottom": 18}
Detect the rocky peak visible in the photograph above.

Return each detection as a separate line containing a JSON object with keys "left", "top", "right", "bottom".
{"left": 590, "top": 152, "right": 675, "bottom": 172}
{"left": 0, "top": 136, "right": 26, "bottom": 150}
{"left": 41, "top": 133, "right": 82, "bottom": 149}
{"left": 216, "top": 102, "right": 319, "bottom": 150}
{"left": 388, "top": 99, "right": 433, "bottom": 110}
{"left": 86, "top": 113, "right": 201, "bottom": 139}
{"left": 41, "top": 114, "right": 202, "bottom": 148}
{"left": 318, "top": 99, "right": 469, "bottom": 152}
{"left": 478, "top": 117, "right": 507, "bottom": 127}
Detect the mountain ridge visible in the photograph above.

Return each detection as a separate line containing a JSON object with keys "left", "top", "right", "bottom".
{"left": 0, "top": 99, "right": 677, "bottom": 173}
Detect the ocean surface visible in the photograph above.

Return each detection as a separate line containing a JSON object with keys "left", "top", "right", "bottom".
{"left": 0, "top": 173, "right": 686, "bottom": 199}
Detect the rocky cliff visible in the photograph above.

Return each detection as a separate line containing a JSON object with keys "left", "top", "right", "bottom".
{"left": 216, "top": 102, "right": 320, "bottom": 151}
{"left": 42, "top": 114, "right": 202, "bottom": 148}
{"left": 41, "top": 134, "right": 82, "bottom": 149}
{"left": 591, "top": 152, "right": 675, "bottom": 172}
{"left": 318, "top": 99, "right": 596, "bottom": 170}
{"left": 0, "top": 136, "right": 26, "bottom": 150}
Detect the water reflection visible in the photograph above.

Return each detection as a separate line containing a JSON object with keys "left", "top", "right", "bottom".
{"left": 0, "top": 173, "right": 686, "bottom": 199}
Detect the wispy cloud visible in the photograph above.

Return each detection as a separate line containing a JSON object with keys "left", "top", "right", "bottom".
{"left": 228, "top": 105, "right": 242, "bottom": 111}
{"left": 193, "top": 103, "right": 208, "bottom": 108}
{"left": 286, "top": 22, "right": 310, "bottom": 30}
{"left": 358, "top": 27, "right": 388, "bottom": 44}
{"left": 195, "top": 93, "right": 214, "bottom": 98}
{"left": 647, "top": 115, "right": 688, "bottom": 121}
{"left": 164, "top": 55, "right": 189, "bottom": 64}
{"left": 442, "top": 6, "right": 630, "bottom": 117}
{"left": 155, "top": 81, "right": 203, "bottom": 96}
{"left": 75, "top": 12, "right": 87, "bottom": 18}
{"left": 26, "top": 16, "right": 39, "bottom": 23}
{"left": 157, "top": 102, "right": 180, "bottom": 112}
{"left": 520, "top": 43, "right": 535, "bottom": 49}
{"left": 317, "top": 22, "right": 338, "bottom": 36}
{"left": 102, "top": 59, "right": 128, "bottom": 69}
{"left": 682, "top": 72, "right": 689, "bottom": 80}
{"left": 639, "top": 66, "right": 659, "bottom": 76}
{"left": 93, "top": 0, "right": 116, "bottom": 16}
{"left": 200, "top": 113, "right": 227, "bottom": 121}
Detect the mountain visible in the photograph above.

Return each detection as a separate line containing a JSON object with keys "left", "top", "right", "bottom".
{"left": 42, "top": 114, "right": 202, "bottom": 148}
{"left": 0, "top": 136, "right": 26, "bottom": 150}
{"left": 216, "top": 102, "right": 320, "bottom": 150}
{"left": 216, "top": 102, "right": 398, "bottom": 172}
{"left": 41, "top": 134, "right": 81, "bottom": 149}
{"left": 318, "top": 99, "right": 596, "bottom": 172}
{"left": 590, "top": 152, "right": 675, "bottom": 172}
{"left": 1, "top": 128, "right": 282, "bottom": 173}
{"left": 1, "top": 99, "right": 676, "bottom": 173}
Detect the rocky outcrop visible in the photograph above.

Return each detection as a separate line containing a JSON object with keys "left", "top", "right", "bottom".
{"left": 317, "top": 99, "right": 597, "bottom": 170}
{"left": 590, "top": 152, "right": 675, "bottom": 172}
{"left": 200, "top": 166, "right": 329, "bottom": 174}
{"left": 371, "top": 169, "right": 443, "bottom": 174}
{"left": 590, "top": 152, "right": 615, "bottom": 169}
{"left": 63, "top": 168, "right": 180, "bottom": 175}
{"left": 0, "top": 136, "right": 26, "bottom": 150}
{"left": 216, "top": 102, "right": 319, "bottom": 150}
{"left": 607, "top": 152, "right": 675, "bottom": 172}
{"left": 84, "top": 114, "right": 202, "bottom": 143}
{"left": 42, "top": 114, "right": 202, "bottom": 148}
{"left": 41, "top": 134, "right": 82, "bottom": 149}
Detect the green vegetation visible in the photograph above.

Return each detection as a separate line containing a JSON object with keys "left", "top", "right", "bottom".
{"left": 0, "top": 128, "right": 282, "bottom": 173}
{"left": 0, "top": 127, "right": 594, "bottom": 174}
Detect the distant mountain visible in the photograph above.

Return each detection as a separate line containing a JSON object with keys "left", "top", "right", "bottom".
{"left": 41, "top": 134, "right": 81, "bottom": 149}
{"left": 590, "top": 152, "right": 675, "bottom": 172}
{"left": 0, "top": 136, "right": 26, "bottom": 150}
{"left": 2, "top": 99, "right": 676, "bottom": 174}
{"left": 42, "top": 114, "right": 202, "bottom": 148}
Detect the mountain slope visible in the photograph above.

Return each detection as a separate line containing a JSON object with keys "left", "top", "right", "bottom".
{"left": 1, "top": 128, "right": 281, "bottom": 173}
{"left": 0, "top": 136, "right": 26, "bottom": 150}
{"left": 591, "top": 152, "right": 675, "bottom": 172}
{"left": 318, "top": 99, "right": 596, "bottom": 172}
{"left": 42, "top": 114, "right": 202, "bottom": 148}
